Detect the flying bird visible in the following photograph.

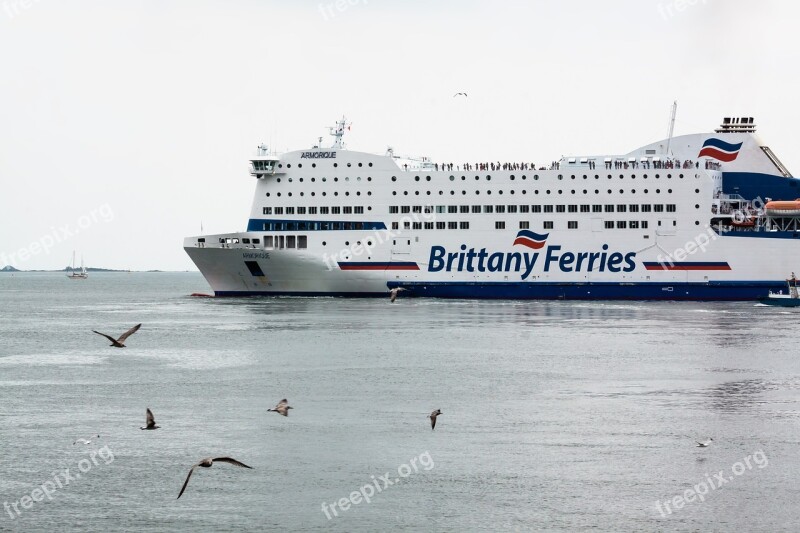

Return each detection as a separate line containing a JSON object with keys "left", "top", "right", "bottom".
{"left": 267, "top": 399, "right": 293, "bottom": 417}
{"left": 73, "top": 434, "right": 100, "bottom": 445}
{"left": 140, "top": 408, "right": 160, "bottom": 430}
{"left": 177, "top": 457, "right": 253, "bottom": 499}
{"left": 429, "top": 409, "right": 442, "bottom": 430}
{"left": 389, "top": 287, "right": 406, "bottom": 303}
{"left": 696, "top": 438, "right": 713, "bottom": 447}
{"left": 453, "top": 92, "right": 468, "bottom": 97}
{"left": 92, "top": 324, "right": 142, "bottom": 348}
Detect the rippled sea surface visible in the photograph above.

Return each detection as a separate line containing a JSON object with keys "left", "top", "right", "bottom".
{"left": 2, "top": 272, "right": 800, "bottom": 532}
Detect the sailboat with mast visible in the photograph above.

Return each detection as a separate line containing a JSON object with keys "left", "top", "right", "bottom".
{"left": 67, "top": 251, "right": 88, "bottom": 280}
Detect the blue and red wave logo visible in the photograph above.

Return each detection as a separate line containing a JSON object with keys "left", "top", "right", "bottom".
{"left": 698, "top": 138, "right": 743, "bottom": 162}
{"left": 513, "top": 230, "right": 548, "bottom": 249}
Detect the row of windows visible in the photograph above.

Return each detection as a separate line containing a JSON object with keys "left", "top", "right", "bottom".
{"left": 276, "top": 162, "right": 374, "bottom": 169}
{"left": 389, "top": 221, "right": 471, "bottom": 230}
{"left": 263, "top": 235, "right": 308, "bottom": 249}
{"left": 389, "top": 173, "right": 688, "bottom": 182}
{"left": 388, "top": 204, "right": 678, "bottom": 215}
{"left": 389, "top": 188, "right": 687, "bottom": 197}
{"left": 264, "top": 206, "right": 367, "bottom": 215}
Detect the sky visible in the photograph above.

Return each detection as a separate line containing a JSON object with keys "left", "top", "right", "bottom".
{"left": 0, "top": 0, "right": 797, "bottom": 271}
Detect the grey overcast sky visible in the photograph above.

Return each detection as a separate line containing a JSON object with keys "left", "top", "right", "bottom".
{"left": 1, "top": 0, "right": 797, "bottom": 271}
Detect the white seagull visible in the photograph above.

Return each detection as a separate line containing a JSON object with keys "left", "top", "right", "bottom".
{"left": 73, "top": 434, "right": 100, "bottom": 445}
{"left": 696, "top": 438, "right": 713, "bottom": 447}
{"left": 389, "top": 287, "right": 407, "bottom": 303}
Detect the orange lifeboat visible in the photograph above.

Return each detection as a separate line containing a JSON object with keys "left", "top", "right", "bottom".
{"left": 765, "top": 199, "right": 800, "bottom": 216}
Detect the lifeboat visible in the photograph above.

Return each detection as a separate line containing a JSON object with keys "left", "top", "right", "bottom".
{"left": 765, "top": 199, "right": 800, "bottom": 216}
{"left": 730, "top": 218, "right": 756, "bottom": 227}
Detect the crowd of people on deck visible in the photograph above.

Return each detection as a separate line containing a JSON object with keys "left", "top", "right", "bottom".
{"left": 403, "top": 158, "right": 722, "bottom": 172}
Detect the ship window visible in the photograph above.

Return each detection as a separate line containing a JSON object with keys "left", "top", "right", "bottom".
{"left": 543, "top": 221, "right": 554, "bottom": 229}
{"left": 389, "top": 206, "right": 399, "bottom": 214}
{"left": 630, "top": 221, "right": 639, "bottom": 229}
{"left": 252, "top": 238, "right": 260, "bottom": 244}
{"left": 297, "top": 207, "right": 306, "bottom": 215}
{"left": 275, "top": 207, "right": 284, "bottom": 215}
{"left": 242, "top": 238, "right": 250, "bottom": 244}
{"left": 580, "top": 205, "right": 590, "bottom": 213}
{"left": 605, "top": 221, "right": 614, "bottom": 229}
{"left": 263, "top": 236, "right": 273, "bottom": 248}
{"left": 308, "top": 207, "right": 317, "bottom": 215}
{"left": 286, "top": 207, "right": 295, "bottom": 215}
{"left": 520, "top": 221, "right": 530, "bottom": 229}
{"left": 496, "top": 205, "right": 506, "bottom": 213}
{"left": 263, "top": 207, "right": 272, "bottom": 215}
{"left": 401, "top": 206, "right": 411, "bottom": 213}
{"left": 544, "top": 205, "right": 554, "bottom": 213}
{"left": 320, "top": 207, "right": 329, "bottom": 214}
{"left": 520, "top": 205, "right": 530, "bottom": 213}
{"left": 448, "top": 206, "right": 457, "bottom": 213}
{"left": 392, "top": 222, "right": 399, "bottom": 230}
{"left": 568, "top": 221, "right": 578, "bottom": 229}
{"left": 331, "top": 207, "right": 341, "bottom": 214}
{"left": 343, "top": 206, "right": 353, "bottom": 214}
{"left": 616, "top": 221, "right": 627, "bottom": 229}
{"left": 556, "top": 205, "right": 566, "bottom": 213}
{"left": 448, "top": 222, "right": 458, "bottom": 229}
{"left": 413, "top": 206, "right": 422, "bottom": 213}
{"left": 641, "top": 204, "right": 651, "bottom": 212}
{"left": 666, "top": 204, "right": 677, "bottom": 212}
{"left": 278, "top": 236, "right": 285, "bottom": 248}
{"left": 642, "top": 221, "right": 649, "bottom": 229}
{"left": 354, "top": 206, "right": 364, "bottom": 214}
{"left": 460, "top": 222, "right": 470, "bottom": 229}
{"left": 592, "top": 205, "right": 602, "bottom": 213}
{"left": 484, "top": 205, "right": 494, "bottom": 213}
{"left": 424, "top": 222, "right": 433, "bottom": 229}
{"left": 617, "top": 205, "right": 627, "bottom": 212}
{"left": 460, "top": 205, "right": 470, "bottom": 213}
{"left": 286, "top": 236, "right": 296, "bottom": 248}
{"left": 404, "top": 221, "right": 411, "bottom": 229}
{"left": 568, "top": 205, "right": 578, "bottom": 213}
{"left": 413, "top": 222, "right": 422, "bottom": 230}
{"left": 629, "top": 204, "right": 639, "bottom": 212}
{"left": 507, "top": 205, "right": 517, "bottom": 213}
{"left": 472, "top": 205, "right": 481, "bottom": 213}
{"left": 436, "top": 222, "right": 445, "bottom": 229}
{"left": 495, "top": 221, "right": 506, "bottom": 229}
{"left": 604, "top": 205, "right": 614, "bottom": 212}
{"left": 436, "top": 205, "right": 446, "bottom": 213}
{"left": 653, "top": 204, "right": 664, "bottom": 212}
{"left": 532, "top": 205, "right": 541, "bottom": 213}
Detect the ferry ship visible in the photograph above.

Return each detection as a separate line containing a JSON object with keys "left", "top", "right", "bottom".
{"left": 184, "top": 114, "right": 800, "bottom": 299}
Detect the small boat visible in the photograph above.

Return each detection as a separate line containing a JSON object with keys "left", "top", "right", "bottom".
{"left": 761, "top": 273, "right": 800, "bottom": 306}
{"left": 67, "top": 252, "right": 88, "bottom": 280}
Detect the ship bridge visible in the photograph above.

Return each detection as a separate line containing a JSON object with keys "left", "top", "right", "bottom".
{"left": 250, "top": 143, "right": 282, "bottom": 178}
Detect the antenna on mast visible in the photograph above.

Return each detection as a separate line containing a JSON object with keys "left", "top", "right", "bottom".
{"left": 665, "top": 101, "right": 677, "bottom": 155}
{"left": 329, "top": 116, "right": 349, "bottom": 149}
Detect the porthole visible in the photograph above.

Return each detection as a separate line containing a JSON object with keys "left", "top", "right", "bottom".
{"left": 299, "top": 178, "right": 304, "bottom": 182}
{"left": 462, "top": 191, "right": 466, "bottom": 195}
{"left": 583, "top": 175, "right": 588, "bottom": 180}
{"left": 655, "top": 174, "right": 659, "bottom": 179}
{"left": 534, "top": 175, "right": 539, "bottom": 180}
{"left": 679, "top": 174, "right": 684, "bottom": 179}
{"left": 695, "top": 189, "right": 700, "bottom": 193}
{"left": 367, "top": 192, "right": 372, "bottom": 196}
{"left": 644, "top": 189, "right": 648, "bottom": 193}
{"left": 367, "top": 177, "right": 372, "bottom": 181}
{"left": 583, "top": 189, "right": 587, "bottom": 194}
{"left": 668, "top": 189, "right": 672, "bottom": 193}
{"left": 595, "top": 189, "right": 599, "bottom": 194}
{"left": 475, "top": 190, "right": 480, "bottom": 195}
{"left": 415, "top": 176, "right": 420, "bottom": 181}
{"left": 312, "top": 163, "right": 316, "bottom": 168}
{"left": 631, "top": 174, "right": 635, "bottom": 179}
{"left": 345, "top": 177, "right": 349, "bottom": 181}
{"left": 392, "top": 191, "right": 397, "bottom": 196}
{"left": 607, "top": 174, "right": 612, "bottom": 179}
{"left": 449, "top": 175, "right": 455, "bottom": 181}
{"left": 571, "top": 175, "right": 575, "bottom": 180}
{"left": 475, "top": 176, "right": 480, "bottom": 181}
{"left": 403, "top": 191, "right": 408, "bottom": 195}
{"left": 695, "top": 204, "right": 700, "bottom": 209}
{"left": 311, "top": 177, "right": 316, "bottom": 182}
{"left": 287, "top": 164, "right": 291, "bottom": 168}
{"left": 558, "top": 175, "right": 563, "bottom": 180}
{"left": 695, "top": 221, "right": 700, "bottom": 225}
{"left": 642, "top": 174, "right": 647, "bottom": 179}
{"left": 391, "top": 176, "right": 397, "bottom": 182}
{"left": 334, "top": 192, "right": 339, "bottom": 196}
{"left": 607, "top": 189, "right": 612, "bottom": 194}
{"left": 356, "top": 191, "right": 361, "bottom": 196}
{"left": 558, "top": 190, "right": 562, "bottom": 194}
{"left": 276, "top": 178, "right": 281, "bottom": 183}
{"left": 266, "top": 193, "right": 270, "bottom": 197}
{"left": 311, "top": 192, "right": 315, "bottom": 196}
{"left": 510, "top": 190, "right": 515, "bottom": 195}
{"left": 322, "top": 241, "right": 327, "bottom": 246}
{"left": 358, "top": 162, "right": 362, "bottom": 167}
{"left": 334, "top": 177, "right": 339, "bottom": 182}
{"left": 300, "top": 192, "right": 304, "bottom": 196}
{"left": 439, "top": 191, "right": 443, "bottom": 195}
{"left": 322, "top": 177, "right": 327, "bottom": 182}
{"left": 347, "top": 163, "right": 351, "bottom": 167}
{"left": 487, "top": 190, "right": 492, "bottom": 195}
{"left": 333, "top": 163, "right": 338, "bottom": 168}
{"left": 288, "top": 177, "right": 293, "bottom": 182}
{"left": 277, "top": 192, "right": 281, "bottom": 197}
{"left": 522, "top": 175, "right": 527, "bottom": 180}
{"left": 322, "top": 192, "right": 326, "bottom": 196}
{"left": 426, "top": 191, "right": 431, "bottom": 195}
{"left": 416, "top": 191, "right": 420, "bottom": 195}
{"left": 666, "top": 174, "right": 671, "bottom": 179}
{"left": 345, "top": 241, "right": 349, "bottom": 246}
{"left": 510, "top": 175, "right": 516, "bottom": 180}
{"left": 278, "top": 164, "right": 282, "bottom": 168}
{"left": 499, "top": 190, "right": 503, "bottom": 195}
{"left": 368, "top": 162, "right": 373, "bottom": 167}
{"left": 288, "top": 192, "right": 292, "bottom": 197}
{"left": 656, "top": 189, "right": 660, "bottom": 194}
{"left": 426, "top": 176, "right": 431, "bottom": 181}
{"left": 619, "top": 189, "right": 623, "bottom": 194}
{"left": 619, "top": 174, "right": 624, "bottom": 179}
{"left": 298, "top": 164, "right": 302, "bottom": 168}
{"left": 486, "top": 175, "right": 491, "bottom": 181}
{"left": 450, "top": 191, "right": 455, "bottom": 195}
{"left": 546, "top": 190, "right": 551, "bottom": 194}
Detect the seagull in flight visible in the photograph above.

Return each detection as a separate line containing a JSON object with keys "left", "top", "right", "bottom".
{"left": 429, "top": 409, "right": 442, "bottom": 430}
{"left": 177, "top": 457, "right": 253, "bottom": 499}
{"left": 73, "top": 434, "right": 100, "bottom": 445}
{"left": 389, "top": 287, "right": 406, "bottom": 303}
{"left": 267, "top": 399, "right": 293, "bottom": 417}
{"left": 696, "top": 438, "right": 713, "bottom": 447}
{"left": 140, "top": 408, "right": 160, "bottom": 430}
{"left": 92, "top": 324, "right": 142, "bottom": 348}
{"left": 453, "top": 92, "right": 468, "bottom": 97}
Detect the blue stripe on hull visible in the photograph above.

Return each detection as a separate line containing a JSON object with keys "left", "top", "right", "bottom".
{"left": 214, "top": 281, "right": 784, "bottom": 300}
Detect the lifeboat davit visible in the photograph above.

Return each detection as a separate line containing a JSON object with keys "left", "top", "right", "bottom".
{"left": 765, "top": 199, "right": 800, "bottom": 216}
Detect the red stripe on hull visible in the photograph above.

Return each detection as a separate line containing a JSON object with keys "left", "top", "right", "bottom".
{"left": 513, "top": 238, "right": 546, "bottom": 249}
{"left": 698, "top": 147, "right": 739, "bottom": 162}
{"left": 644, "top": 265, "right": 732, "bottom": 271}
